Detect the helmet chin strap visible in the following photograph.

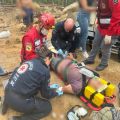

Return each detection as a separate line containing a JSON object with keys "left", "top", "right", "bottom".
{"left": 41, "top": 27, "right": 48, "bottom": 36}
{"left": 39, "top": 25, "right": 44, "bottom": 33}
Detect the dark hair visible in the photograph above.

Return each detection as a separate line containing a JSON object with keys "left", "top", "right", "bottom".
{"left": 36, "top": 45, "right": 52, "bottom": 59}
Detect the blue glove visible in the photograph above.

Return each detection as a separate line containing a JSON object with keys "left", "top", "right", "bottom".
{"left": 63, "top": 51, "right": 68, "bottom": 58}
{"left": 50, "top": 84, "right": 63, "bottom": 96}
{"left": 58, "top": 49, "right": 64, "bottom": 55}
{"left": 56, "top": 87, "right": 63, "bottom": 96}
{"left": 50, "top": 84, "right": 60, "bottom": 89}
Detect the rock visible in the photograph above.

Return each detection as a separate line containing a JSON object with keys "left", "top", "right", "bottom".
{"left": 52, "top": 112, "right": 57, "bottom": 118}
{"left": 60, "top": 114, "right": 65, "bottom": 120}
{"left": 0, "top": 31, "right": 11, "bottom": 39}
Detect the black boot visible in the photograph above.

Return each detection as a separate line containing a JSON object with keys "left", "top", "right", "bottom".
{"left": 95, "top": 64, "right": 108, "bottom": 71}
{"left": 83, "top": 59, "right": 94, "bottom": 65}
{"left": 1, "top": 96, "right": 9, "bottom": 115}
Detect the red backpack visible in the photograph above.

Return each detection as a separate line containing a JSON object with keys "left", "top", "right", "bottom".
{"left": 97, "top": 0, "right": 112, "bottom": 29}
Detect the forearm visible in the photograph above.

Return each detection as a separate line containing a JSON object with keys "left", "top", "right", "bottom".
{"left": 51, "top": 38, "right": 59, "bottom": 50}
{"left": 41, "top": 78, "right": 58, "bottom": 99}
{"left": 51, "top": 34, "right": 60, "bottom": 50}
{"left": 83, "top": 6, "right": 97, "bottom": 12}
{"left": 62, "top": 84, "right": 74, "bottom": 94}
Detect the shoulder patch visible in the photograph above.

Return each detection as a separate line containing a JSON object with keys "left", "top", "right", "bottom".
{"left": 35, "top": 39, "right": 41, "bottom": 47}
{"left": 26, "top": 43, "right": 32, "bottom": 52}
{"left": 17, "top": 63, "right": 29, "bottom": 74}
{"left": 113, "top": 0, "right": 119, "bottom": 4}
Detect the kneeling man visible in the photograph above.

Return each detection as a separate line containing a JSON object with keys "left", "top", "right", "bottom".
{"left": 3, "top": 47, "right": 59, "bottom": 120}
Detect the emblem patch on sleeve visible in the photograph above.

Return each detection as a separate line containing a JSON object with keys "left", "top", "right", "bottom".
{"left": 17, "top": 64, "right": 29, "bottom": 74}
{"left": 26, "top": 43, "right": 32, "bottom": 52}
{"left": 35, "top": 40, "right": 41, "bottom": 47}
{"left": 113, "top": 0, "right": 119, "bottom": 4}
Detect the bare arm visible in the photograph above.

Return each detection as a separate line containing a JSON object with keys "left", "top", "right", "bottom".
{"left": 80, "top": 0, "right": 97, "bottom": 12}
{"left": 62, "top": 84, "right": 74, "bottom": 94}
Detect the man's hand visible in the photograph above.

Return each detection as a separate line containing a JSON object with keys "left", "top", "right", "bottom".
{"left": 50, "top": 84, "right": 63, "bottom": 96}
{"left": 56, "top": 87, "right": 63, "bottom": 96}
{"left": 58, "top": 49, "right": 64, "bottom": 55}
{"left": 62, "top": 84, "right": 74, "bottom": 94}
{"left": 104, "top": 35, "right": 112, "bottom": 45}
{"left": 58, "top": 49, "right": 68, "bottom": 58}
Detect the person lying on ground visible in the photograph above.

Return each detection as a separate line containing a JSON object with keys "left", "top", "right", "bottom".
{"left": 50, "top": 56, "right": 111, "bottom": 95}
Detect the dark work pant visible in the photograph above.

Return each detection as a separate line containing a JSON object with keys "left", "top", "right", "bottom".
{"left": 5, "top": 90, "right": 52, "bottom": 120}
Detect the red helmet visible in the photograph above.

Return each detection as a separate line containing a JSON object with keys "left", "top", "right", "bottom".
{"left": 39, "top": 13, "right": 55, "bottom": 29}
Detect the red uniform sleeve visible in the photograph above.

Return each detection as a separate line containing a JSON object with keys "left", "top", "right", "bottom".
{"left": 108, "top": 0, "right": 120, "bottom": 36}
{"left": 21, "top": 36, "right": 36, "bottom": 61}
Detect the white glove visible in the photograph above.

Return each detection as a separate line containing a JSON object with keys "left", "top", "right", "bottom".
{"left": 104, "top": 35, "right": 112, "bottom": 45}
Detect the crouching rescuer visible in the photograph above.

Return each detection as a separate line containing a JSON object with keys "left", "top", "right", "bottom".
{"left": 51, "top": 18, "right": 80, "bottom": 57}
{"left": 21, "top": 13, "right": 55, "bottom": 62}
{"left": 2, "top": 46, "right": 62, "bottom": 120}
{"left": 50, "top": 57, "right": 116, "bottom": 109}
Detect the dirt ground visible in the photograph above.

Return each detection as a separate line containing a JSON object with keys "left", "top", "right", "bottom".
{"left": 0, "top": 6, "right": 120, "bottom": 120}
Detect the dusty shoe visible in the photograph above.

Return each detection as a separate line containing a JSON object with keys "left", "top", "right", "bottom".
{"left": 83, "top": 59, "right": 94, "bottom": 65}
{"left": 0, "top": 96, "right": 8, "bottom": 115}
{"left": 0, "top": 67, "right": 5, "bottom": 76}
{"left": 82, "top": 51, "right": 89, "bottom": 59}
{"left": 95, "top": 64, "right": 108, "bottom": 71}
{"left": 8, "top": 116, "right": 21, "bottom": 120}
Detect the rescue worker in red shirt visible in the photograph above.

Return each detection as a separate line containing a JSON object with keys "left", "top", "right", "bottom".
{"left": 21, "top": 13, "right": 55, "bottom": 62}
{"left": 84, "top": 0, "right": 120, "bottom": 71}
{"left": 97, "top": 0, "right": 120, "bottom": 36}
{"left": 107, "top": 0, "right": 120, "bottom": 35}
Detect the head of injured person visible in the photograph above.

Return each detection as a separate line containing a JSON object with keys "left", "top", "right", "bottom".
{"left": 64, "top": 18, "right": 75, "bottom": 32}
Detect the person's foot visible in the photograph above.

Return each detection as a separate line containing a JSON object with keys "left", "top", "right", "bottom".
{"left": 82, "top": 51, "right": 89, "bottom": 59}
{"left": 95, "top": 64, "right": 108, "bottom": 71}
{"left": 1, "top": 96, "right": 8, "bottom": 115}
{"left": 83, "top": 59, "right": 94, "bottom": 65}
